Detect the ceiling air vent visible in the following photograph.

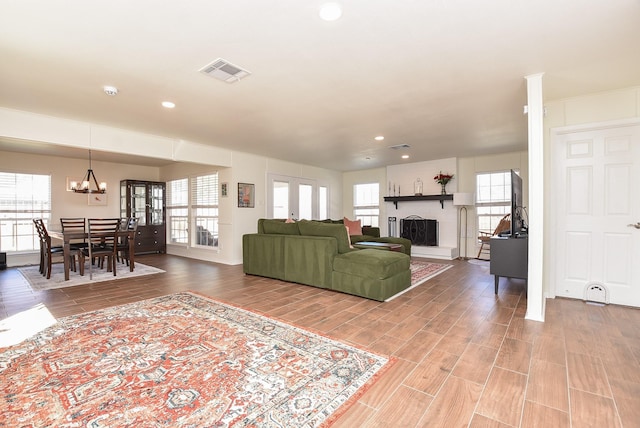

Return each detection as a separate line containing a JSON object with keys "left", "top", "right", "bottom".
{"left": 389, "top": 144, "right": 411, "bottom": 150}
{"left": 199, "top": 58, "right": 251, "bottom": 83}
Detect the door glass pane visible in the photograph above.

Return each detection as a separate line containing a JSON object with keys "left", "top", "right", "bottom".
{"left": 273, "top": 181, "right": 289, "bottom": 219}
{"left": 299, "top": 184, "right": 312, "bottom": 220}
{"left": 150, "top": 184, "right": 164, "bottom": 226}
{"left": 131, "top": 183, "right": 147, "bottom": 226}
{"left": 319, "top": 186, "right": 327, "bottom": 219}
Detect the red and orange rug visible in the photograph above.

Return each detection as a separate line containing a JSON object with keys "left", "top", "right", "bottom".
{"left": 0, "top": 292, "right": 393, "bottom": 427}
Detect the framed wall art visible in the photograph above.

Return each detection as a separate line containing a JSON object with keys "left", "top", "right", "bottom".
{"left": 87, "top": 193, "right": 108, "bottom": 206}
{"left": 238, "top": 183, "right": 254, "bottom": 208}
{"left": 221, "top": 182, "right": 228, "bottom": 197}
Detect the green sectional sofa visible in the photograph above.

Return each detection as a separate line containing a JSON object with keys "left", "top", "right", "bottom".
{"left": 243, "top": 219, "right": 411, "bottom": 301}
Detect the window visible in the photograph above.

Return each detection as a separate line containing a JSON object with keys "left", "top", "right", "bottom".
{"left": 318, "top": 186, "right": 328, "bottom": 220}
{"left": 166, "top": 173, "right": 218, "bottom": 248}
{"left": 0, "top": 172, "right": 51, "bottom": 252}
{"left": 191, "top": 174, "right": 218, "bottom": 247}
{"left": 353, "top": 183, "right": 379, "bottom": 227}
{"left": 166, "top": 178, "right": 188, "bottom": 244}
{"left": 476, "top": 170, "right": 512, "bottom": 235}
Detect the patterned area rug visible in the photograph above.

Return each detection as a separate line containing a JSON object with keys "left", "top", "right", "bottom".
{"left": 0, "top": 292, "right": 393, "bottom": 427}
{"left": 18, "top": 261, "right": 165, "bottom": 290}
{"left": 385, "top": 261, "right": 453, "bottom": 301}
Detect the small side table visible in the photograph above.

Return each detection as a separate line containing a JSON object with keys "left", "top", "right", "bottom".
{"left": 353, "top": 241, "right": 403, "bottom": 252}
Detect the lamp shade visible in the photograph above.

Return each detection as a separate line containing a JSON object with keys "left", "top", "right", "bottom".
{"left": 453, "top": 192, "right": 474, "bottom": 206}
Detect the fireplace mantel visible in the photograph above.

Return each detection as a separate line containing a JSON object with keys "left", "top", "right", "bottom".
{"left": 383, "top": 194, "right": 454, "bottom": 209}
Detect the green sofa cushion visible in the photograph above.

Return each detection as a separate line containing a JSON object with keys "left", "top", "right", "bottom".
{"left": 262, "top": 219, "right": 300, "bottom": 235}
{"left": 297, "top": 220, "right": 352, "bottom": 254}
{"left": 333, "top": 249, "right": 409, "bottom": 279}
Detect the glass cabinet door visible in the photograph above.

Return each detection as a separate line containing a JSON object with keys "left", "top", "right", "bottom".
{"left": 130, "top": 183, "right": 147, "bottom": 226}
{"left": 120, "top": 182, "right": 127, "bottom": 218}
{"left": 149, "top": 183, "right": 164, "bottom": 226}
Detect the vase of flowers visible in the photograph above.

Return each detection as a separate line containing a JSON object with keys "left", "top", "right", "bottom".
{"left": 434, "top": 171, "right": 454, "bottom": 195}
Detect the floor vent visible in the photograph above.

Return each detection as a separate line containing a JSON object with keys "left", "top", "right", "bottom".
{"left": 199, "top": 58, "right": 251, "bottom": 83}
{"left": 583, "top": 282, "right": 609, "bottom": 305}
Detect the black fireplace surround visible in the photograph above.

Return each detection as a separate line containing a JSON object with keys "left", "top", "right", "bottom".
{"left": 401, "top": 216, "right": 438, "bottom": 246}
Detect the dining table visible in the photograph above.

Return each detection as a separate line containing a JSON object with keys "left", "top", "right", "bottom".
{"left": 49, "top": 229, "right": 136, "bottom": 281}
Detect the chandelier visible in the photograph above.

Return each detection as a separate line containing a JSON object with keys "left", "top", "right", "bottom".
{"left": 70, "top": 150, "right": 107, "bottom": 194}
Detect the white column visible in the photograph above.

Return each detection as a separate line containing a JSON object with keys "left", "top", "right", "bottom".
{"left": 525, "top": 73, "right": 545, "bottom": 322}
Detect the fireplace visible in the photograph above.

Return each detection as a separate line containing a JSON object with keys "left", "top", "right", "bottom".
{"left": 401, "top": 216, "right": 438, "bottom": 246}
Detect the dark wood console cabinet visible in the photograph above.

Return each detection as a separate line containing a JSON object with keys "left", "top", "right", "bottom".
{"left": 489, "top": 236, "right": 528, "bottom": 294}
{"left": 120, "top": 180, "right": 166, "bottom": 254}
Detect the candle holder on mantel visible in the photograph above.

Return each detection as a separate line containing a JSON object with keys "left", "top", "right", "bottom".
{"left": 414, "top": 178, "right": 423, "bottom": 196}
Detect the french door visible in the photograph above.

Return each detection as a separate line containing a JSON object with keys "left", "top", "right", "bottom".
{"left": 267, "top": 174, "right": 322, "bottom": 220}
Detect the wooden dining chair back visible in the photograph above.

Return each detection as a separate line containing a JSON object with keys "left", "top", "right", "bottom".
{"left": 477, "top": 213, "right": 511, "bottom": 260}
{"left": 79, "top": 218, "right": 121, "bottom": 279}
{"left": 60, "top": 218, "right": 88, "bottom": 250}
{"left": 117, "top": 217, "right": 139, "bottom": 266}
{"left": 33, "top": 218, "right": 76, "bottom": 279}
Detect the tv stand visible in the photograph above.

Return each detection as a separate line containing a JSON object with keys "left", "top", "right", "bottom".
{"left": 489, "top": 236, "right": 528, "bottom": 294}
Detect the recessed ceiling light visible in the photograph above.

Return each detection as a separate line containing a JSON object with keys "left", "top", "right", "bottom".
{"left": 319, "top": 2, "right": 342, "bottom": 21}
{"left": 103, "top": 86, "right": 118, "bottom": 96}
{"left": 162, "top": 101, "right": 176, "bottom": 109}
{"left": 402, "top": 155, "right": 409, "bottom": 159}
{"left": 374, "top": 136, "right": 384, "bottom": 141}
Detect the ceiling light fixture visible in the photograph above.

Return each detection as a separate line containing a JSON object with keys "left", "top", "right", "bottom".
{"left": 103, "top": 86, "right": 118, "bottom": 96}
{"left": 70, "top": 150, "right": 106, "bottom": 194}
{"left": 162, "top": 101, "right": 176, "bottom": 109}
{"left": 374, "top": 136, "right": 384, "bottom": 141}
{"left": 319, "top": 2, "right": 342, "bottom": 21}
{"left": 402, "top": 155, "right": 409, "bottom": 159}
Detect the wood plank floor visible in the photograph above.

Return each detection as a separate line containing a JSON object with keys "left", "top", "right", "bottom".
{"left": 1, "top": 255, "right": 639, "bottom": 427}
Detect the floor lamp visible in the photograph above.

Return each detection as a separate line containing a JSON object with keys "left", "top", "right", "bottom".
{"left": 453, "top": 193, "right": 474, "bottom": 260}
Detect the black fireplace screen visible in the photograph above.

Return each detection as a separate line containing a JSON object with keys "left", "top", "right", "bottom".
{"left": 401, "top": 216, "right": 438, "bottom": 246}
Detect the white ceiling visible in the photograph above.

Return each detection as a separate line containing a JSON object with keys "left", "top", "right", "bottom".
{"left": 1, "top": 0, "right": 639, "bottom": 171}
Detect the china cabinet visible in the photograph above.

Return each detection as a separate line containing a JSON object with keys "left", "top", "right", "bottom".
{"left": 120, "top": 180, "right": 166, "bottom": 254}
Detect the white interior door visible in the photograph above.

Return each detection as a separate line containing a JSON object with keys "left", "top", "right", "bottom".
{"left": 553, "top": 121, "right": 640, "bottom": 307}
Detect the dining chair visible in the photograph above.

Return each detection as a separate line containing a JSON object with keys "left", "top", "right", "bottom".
{"left": 79, "top": 218, "right": 120, "bottom": 279}
{"left": 117, "top": 217, "right": 139, "bottom": 266}
{"left": 33, "top": 218, "right": 77, "bottom": 279}
{"left": 60, "top": 218, "right": 88, "bottom": 250}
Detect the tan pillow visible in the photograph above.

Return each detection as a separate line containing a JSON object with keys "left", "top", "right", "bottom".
{"left": 345, "top": 225, "right": 354, "bottom": 248}
{"left": 343, "top": 217, "right": 362, "bottom": 236}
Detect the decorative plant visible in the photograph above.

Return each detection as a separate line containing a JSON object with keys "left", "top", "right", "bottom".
{"left": 434, "top": 172, "right": 454, "bottom": 185}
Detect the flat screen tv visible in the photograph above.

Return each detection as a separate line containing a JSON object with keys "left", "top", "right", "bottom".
{"left": 510, "top": 169, "right": 525, "bottom": 236}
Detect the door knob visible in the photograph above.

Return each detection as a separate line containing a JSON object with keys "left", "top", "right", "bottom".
{"left": 628, "top": 222, "right": 640, "bottom": 229}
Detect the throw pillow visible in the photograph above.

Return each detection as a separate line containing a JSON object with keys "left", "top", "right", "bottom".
{"left": 343, "top": 217, "right": 362, "bottom": 236}
{"left": 285, "top": 218, "right": 296, "bottom": 223}
{"left": 345, "top": 225, "right": 354, "bottom": 248}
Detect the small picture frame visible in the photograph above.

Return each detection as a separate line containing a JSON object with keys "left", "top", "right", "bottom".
{"left": 238, "top": 183, "right": 254, "bottom": 208}
{"left": 87, "top": 193, "right": 108, "bottom": 206}
{"left": 221, "top": 182, "right": 228, "bottom": 198}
